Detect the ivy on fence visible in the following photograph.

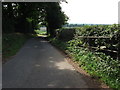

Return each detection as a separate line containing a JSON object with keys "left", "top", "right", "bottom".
{"left": 74, "top": 24, "right": 120, "bottom": 60}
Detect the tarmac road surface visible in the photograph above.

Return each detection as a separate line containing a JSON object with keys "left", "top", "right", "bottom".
{"left": 3, "top": 37, "right": 105, "bottom": 88}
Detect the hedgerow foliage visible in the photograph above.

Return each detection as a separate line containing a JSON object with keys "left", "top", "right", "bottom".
{"left": 50, "top": 24, "right": 120, "bottom": 89}
{"left": 67, "top": 39, "right": 120, "bottom": 89}
{"left": 74, "top": 24, "right": 119, "bottom": 50}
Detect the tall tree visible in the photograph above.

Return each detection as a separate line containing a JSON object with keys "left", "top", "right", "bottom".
{"left": 2, "top": 3, "right": 16, "bottom": 33}
{"left": 45, "top": 2, "right": 68, "bottom": 37}
{"left": 2, "top": 2, "right": 68, "bottom": 36}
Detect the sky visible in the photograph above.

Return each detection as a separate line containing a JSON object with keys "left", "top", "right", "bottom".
{"left": 60, "top": 0, "right": 120, "bottom": 24}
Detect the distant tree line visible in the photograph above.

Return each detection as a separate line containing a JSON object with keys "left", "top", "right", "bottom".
{"left": 63, "top": 24, "right": 110, "bottom": 27}
{"left": 2, "top": 2, "right": 68, "bottom": 37}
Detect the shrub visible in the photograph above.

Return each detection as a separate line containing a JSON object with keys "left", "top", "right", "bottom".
{"left": 50, "top": 24, "right": 120, "bottom": 89}
{"left": 67, "top": 39, "right": 120, "bottom": 89}
{"left": 57, "top": 28, "right": 75, "bottom": 41}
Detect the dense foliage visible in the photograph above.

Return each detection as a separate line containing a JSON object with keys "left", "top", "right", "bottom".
{"left": 2, "top": 2, "right": 68, "bottom": 37}
{"left": 74, "top": 24, "right": 120, "bottom": 59}
{"left": 50, "top": 24, "right": 120, "bottom": 89}
{"left": 67, "top": 40, "right": 120, "bottom": 89}
{"left": 57, "top": 24, "right": 120, "bottom": 59}
{"left": 75, "top": 24, "right": 119, "bottom": 36}
{"left": 45, "top": 3, "right": 68, "bottom": 37}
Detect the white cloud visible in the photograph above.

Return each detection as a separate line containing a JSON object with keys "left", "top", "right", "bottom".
{"left": 60, "top": 0, "right": 119, "bottom": 24}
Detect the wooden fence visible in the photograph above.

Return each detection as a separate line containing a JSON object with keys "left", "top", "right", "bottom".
{"left": 77, "top": 36, "right": 119, "bottom": 60}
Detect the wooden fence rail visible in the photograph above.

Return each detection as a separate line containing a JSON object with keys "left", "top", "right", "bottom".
{"left": 77, "top": 36, "right": 119, "bottom": 60}
{"left": 78, "top": 36, "right": 111, "bottom": 39}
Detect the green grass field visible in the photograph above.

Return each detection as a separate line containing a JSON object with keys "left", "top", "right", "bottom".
{"left": 34, "top": 30, "right": 47, "bottom": 35}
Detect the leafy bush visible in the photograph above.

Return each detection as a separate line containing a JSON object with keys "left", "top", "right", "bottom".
{"left": 74, "top": 24, "right": 119, "bottom": 49}
{"left": 56, "top": 28, "right": 75, "bottom": 41}
{"left": 49, "top": 38, "right": 68, "bottom": 50}
{"left": 50, "top": 38, "right": 120, "bottom": 89}
{"left": 67, "top": 39, "right": 120, "bottom": 89}
{"left": 75, "top": 24, "right": 119, "bottom": 37}
{"left": 50, "top": 24, "right": 120, "bottom": 89}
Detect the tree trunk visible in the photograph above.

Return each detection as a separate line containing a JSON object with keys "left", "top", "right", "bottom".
{"left": 46, "top": 26, "right": 50, "bottom": 35}
{"left": 49, "top": 28, "right": 56, "bottom": 38}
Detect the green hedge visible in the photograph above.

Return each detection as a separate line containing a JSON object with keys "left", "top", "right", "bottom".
{"left": 75, "top": 24, "right": 119, "bottom": 36}
{"left": 67, "top": 40, "right": 120, "bottom": 89}
{"left": 58, "top": 24, "right": 119, "bottom": 59}
{"left": 74, "top": 24, "right": 119, "bottom": 50}
{"left": 50, "top": 24, "right": 120, "bottom": 89}
{"left": 50, "top": 38, "right": 120, "bottom": 89}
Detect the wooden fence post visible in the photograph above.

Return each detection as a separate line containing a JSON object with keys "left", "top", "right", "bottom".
{"left": 118, "top": 38, "right": 120, "bottom": 60}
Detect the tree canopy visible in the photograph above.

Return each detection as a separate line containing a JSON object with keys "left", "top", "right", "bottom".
{"left": 2, "top": 2, "right": 68, "bottom": 37}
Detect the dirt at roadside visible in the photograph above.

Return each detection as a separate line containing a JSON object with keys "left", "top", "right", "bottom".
{"left": 66, "top": 57, "right": 110, "bottom": 88}
{"left": 53, "top": 44, "right": 110, "bottom": 89}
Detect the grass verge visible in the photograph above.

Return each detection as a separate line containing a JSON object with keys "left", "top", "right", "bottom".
{"left": 2, "top": 33, "right": 32, "bottom": 63}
